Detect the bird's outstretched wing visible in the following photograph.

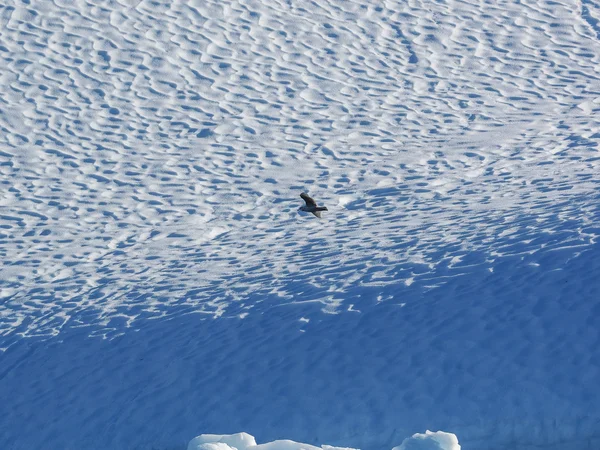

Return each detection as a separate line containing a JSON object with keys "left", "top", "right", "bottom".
{"left": 300, "top": 192, "right": 317, "bottom": 207}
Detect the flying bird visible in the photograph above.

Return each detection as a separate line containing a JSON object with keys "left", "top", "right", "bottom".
{"left": 299, "top": 193, "right": 328, "bottom": 218}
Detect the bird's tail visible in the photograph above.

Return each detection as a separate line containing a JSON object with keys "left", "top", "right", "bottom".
{"left": 315, "top": 207, "right": 328, "bottom": 211}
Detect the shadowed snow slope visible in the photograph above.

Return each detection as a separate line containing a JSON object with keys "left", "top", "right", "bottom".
{"left": 1, "top": 0, "right": 600, "bottom": 449}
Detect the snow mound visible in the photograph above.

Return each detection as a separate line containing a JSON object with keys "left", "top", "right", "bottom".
{"left": 189, "top": 432, "right": 458, "bottom": 450}
{"left": 393, "top": 430, "right": 461, "bottom": 450}
{"left": 188, "top": 432, "right": 257, "bottom": 450}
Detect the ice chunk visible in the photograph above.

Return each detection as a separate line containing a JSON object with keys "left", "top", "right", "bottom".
{"left": 188, "top": 431, "right": 459, "bottom": 450}
{"left": 189, "top": 442, "right": 236, "bottom": 450}
{"left": 254, "top": 440, "right": 321, "bottom": 450}
{"left": 188, "top": 433, "right": 257, "bottom": 450}
{"left": 392, "top": 430, "right": 460, "bottom": 450}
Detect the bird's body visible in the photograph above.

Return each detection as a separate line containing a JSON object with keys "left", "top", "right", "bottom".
{"left": 299, "top": 193, "right": 328, "bottom": 218}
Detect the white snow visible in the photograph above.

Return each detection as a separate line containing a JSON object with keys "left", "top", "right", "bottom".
{"left": 1, "top": 0, "right": 600, "bottom": 449}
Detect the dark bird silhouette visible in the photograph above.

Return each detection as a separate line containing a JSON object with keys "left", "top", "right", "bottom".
{"left": 299, "top": 193, "right": 328, "bottom": 218}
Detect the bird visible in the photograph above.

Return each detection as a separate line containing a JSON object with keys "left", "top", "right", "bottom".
{"left": 299, "top": 192, "right": 328, "bottom": 218}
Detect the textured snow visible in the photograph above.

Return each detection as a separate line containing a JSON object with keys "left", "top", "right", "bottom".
{"left": 2, "top": 0, "right": 600, "bottom": 339}
{"left": 1, "top": 0, "right": 600, "bottom": 449}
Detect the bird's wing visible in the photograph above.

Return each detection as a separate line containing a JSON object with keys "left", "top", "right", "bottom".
{"left": 300, "top": 192, "right": 317, "bottom": 207}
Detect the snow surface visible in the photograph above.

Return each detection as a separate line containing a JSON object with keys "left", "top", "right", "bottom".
{"left": 1, "top": 0, "right": 600, "bottom": 449}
